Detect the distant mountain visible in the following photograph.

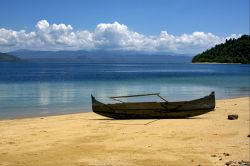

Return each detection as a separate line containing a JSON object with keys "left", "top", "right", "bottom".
{"left": 8, "top": 50, "right": 192, "bottom": 63}
{"left": 192, "top": 35, "right": 250, "bottom": 64}
{"left": 0, "top": 52, "right": 21, "bottom": 62}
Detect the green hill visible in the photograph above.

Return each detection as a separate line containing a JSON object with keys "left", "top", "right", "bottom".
{"left": 192, "top": 35, "right": 250, "bottom": 64}
{"left": 0, "top": 52, "right": 21, "bottom": 62}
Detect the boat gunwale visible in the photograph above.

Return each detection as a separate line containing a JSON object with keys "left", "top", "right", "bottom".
{"left": 92, "top": 91, "right": 215, "bottom": 106}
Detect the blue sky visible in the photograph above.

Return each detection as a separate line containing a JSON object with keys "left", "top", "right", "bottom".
{"left": 0, "top": 0, "right": 249, "bottom": 53}
{"left": 1, "top": 0, "right": 249, "bottom": 36}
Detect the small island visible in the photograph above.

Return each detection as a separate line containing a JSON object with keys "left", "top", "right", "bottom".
{"left": 0, "top": 52, "right": 21, "bottom": 62}
{"left": 192, "top": 35, "right": 250, "bottom": 64}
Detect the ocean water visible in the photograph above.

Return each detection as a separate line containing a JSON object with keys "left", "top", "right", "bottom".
{"left": 0, "top": 62, "right": 249, "bottom": 119}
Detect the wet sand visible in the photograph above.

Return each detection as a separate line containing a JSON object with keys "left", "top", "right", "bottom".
{"left": 0, "top": 97, "right": 249, "bottom": 166}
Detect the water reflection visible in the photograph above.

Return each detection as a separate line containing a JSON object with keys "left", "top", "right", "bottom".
{"left": 39, "top": 84, "right": 50, "bottom": 106}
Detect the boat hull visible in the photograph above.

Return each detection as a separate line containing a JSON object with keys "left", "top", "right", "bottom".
{"left": 91, "top": 92, "right": 215, "bottom": 119}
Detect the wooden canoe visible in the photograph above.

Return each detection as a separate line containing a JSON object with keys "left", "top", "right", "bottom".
{"left": 91, "top": 92, "right": 215, "bottom": 119}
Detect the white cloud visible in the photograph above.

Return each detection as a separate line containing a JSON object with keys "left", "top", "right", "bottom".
{"left": 36, "top": 20, "right": 50, "bottom": 30}
{"left": 0, "top": 20, "right": 241, "bottom": 54}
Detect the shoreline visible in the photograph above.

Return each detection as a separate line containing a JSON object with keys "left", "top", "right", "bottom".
{"left": 1, "top": 96, "right": 249, "bottom": 121}
{"left": 0, "top": 97, "right": 249, "bottom": 166}
{"left": 0, "top": 110, "right": 87, "bottom": 121}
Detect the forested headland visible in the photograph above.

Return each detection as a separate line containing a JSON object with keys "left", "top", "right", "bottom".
{"left": 192, "top": 35, "right": 250, "bottom": 64}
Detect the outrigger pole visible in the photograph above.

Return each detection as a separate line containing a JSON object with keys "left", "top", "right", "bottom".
{"left": 109, "top": 93, "right": 168, "bottom": 102}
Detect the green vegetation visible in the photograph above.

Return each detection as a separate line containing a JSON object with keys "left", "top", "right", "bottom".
{"left": 192, "top": 35, "right": 250, "bottom": 64}
{"left": 0, "top": 52, "right": 21, "bottom": 62}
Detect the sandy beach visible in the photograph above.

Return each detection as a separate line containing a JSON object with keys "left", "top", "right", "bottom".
{"left": 0, "top": 97, "right": 249, "bottom": 166}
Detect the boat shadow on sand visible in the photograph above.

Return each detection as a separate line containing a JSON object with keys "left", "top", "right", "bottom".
{"left": 88, "top": 117, "right": 208, "bottom": 126}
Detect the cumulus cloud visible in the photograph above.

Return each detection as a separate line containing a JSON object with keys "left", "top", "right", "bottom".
{"left": 0, "top": 20, "right": 241, "bottom": 54}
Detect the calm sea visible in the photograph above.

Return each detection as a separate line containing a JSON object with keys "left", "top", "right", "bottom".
{"left": 0, "top": 62, "right": 249, "bottom": 119}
